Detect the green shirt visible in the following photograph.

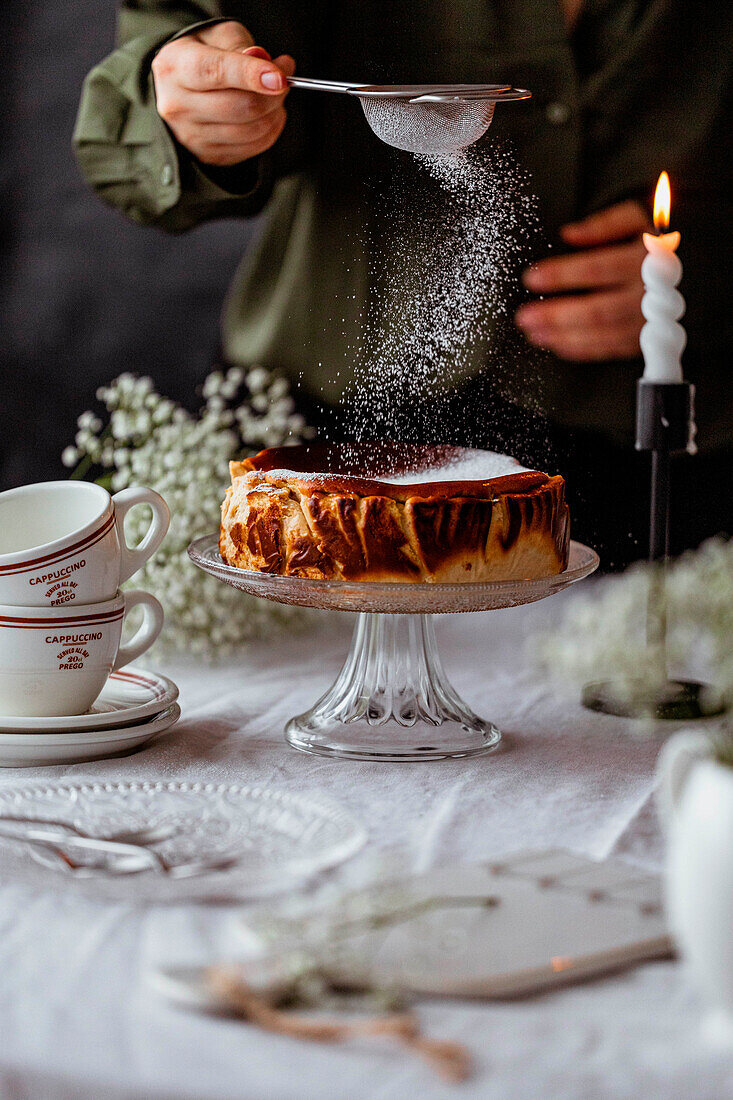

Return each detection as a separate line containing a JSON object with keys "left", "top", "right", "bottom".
{"left": 74, "top": 1, "right": 732, "bottom": 447}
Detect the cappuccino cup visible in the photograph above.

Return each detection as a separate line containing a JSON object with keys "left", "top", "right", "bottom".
{"left": 0, "top": 481, "right": 169, "bottom": 606}
{"left": 0, "top": 590, "right": 164, "bottom": 716}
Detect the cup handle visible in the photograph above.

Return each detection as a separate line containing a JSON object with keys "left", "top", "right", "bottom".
{"left": 113, "top": 590, "right": 165, "bottom": 669}
{"left": 113, "top": 487, "right": 170, "bottom": 585}
{"left": 656, "top": 730, "right": 712, "bottom": 833}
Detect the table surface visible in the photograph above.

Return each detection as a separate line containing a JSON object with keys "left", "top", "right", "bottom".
{"left": 0, "top": 583, "right": 730, "bottom": 1100}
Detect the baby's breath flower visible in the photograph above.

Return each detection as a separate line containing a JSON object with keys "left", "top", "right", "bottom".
{"left": 269, "top": 378, "right": 289, "bottom": 400}
{"left": 152, "top": 399, "right": 175, "bottom": 424}
{"left": 246, "top": 367, "right": 269, "bottom": 394}
{"left": 110, "top": 410, "right": 131, "bottom": 439}
{"left": 202, "top": 371, "right": 224, "bottom": 398}
{"left": 78, "top": 411, "right": 102, "bottom": 433}
{"left": 64, "top": 366, "right": 310, "bottom": 657}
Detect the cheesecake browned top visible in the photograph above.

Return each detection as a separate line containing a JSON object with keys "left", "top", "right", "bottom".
{"left": 222, "top": 443, "right": 570, "bottom": 583}
{"left": 231, "top": 442, "right": 550, "bottom": 501}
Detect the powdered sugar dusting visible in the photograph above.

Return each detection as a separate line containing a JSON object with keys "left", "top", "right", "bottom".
{"left": 339, "top": 143, "right": 540, "bottom": 445}
{"left": 381, "top": 448, "right": 527, "bottom": 484}
{"left": 247, "top": 445, "right": 530, "bottom": 487}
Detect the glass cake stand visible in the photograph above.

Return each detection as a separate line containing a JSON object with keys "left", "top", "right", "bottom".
{"left": 189, "top": 537, "right": 598, "bottom": 762}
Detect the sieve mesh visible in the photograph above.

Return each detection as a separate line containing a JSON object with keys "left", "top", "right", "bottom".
{"left": 358, "top": 98, "right": 496, "bottom": 155}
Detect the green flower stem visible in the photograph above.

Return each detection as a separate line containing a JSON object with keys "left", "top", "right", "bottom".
{"left": 68, "top": 453, "right": 95, "bottom": 481}
{"left": 320, "top": 894, "right": 500, "bottom": 941}
{"left": 69, "top": 425, "right": 114, "bottom": 482}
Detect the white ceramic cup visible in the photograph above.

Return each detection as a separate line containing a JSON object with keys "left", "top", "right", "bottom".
{"left": 0, "top": 591, "right": 164, "bottom": 716}
{"left": 657, "top": 730, "right": 733, "bottom": 1047}
{"left": 0, "top": 481, "right": 169, "bottom": 606}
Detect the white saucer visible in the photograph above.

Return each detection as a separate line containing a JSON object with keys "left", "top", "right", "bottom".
{"left": 0, "top": 668, "right": 178, "bottom": 732}
{"left": 0, "top": 703, "right": 181, "bottom": 767}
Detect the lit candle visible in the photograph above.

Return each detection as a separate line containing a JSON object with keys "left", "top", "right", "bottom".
{"left": 640, "top": 171, "right": 686, "bottom": 382}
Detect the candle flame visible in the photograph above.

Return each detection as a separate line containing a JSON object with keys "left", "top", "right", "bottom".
{"left": 653, "top": 171, "right": 671, "bottom": 232}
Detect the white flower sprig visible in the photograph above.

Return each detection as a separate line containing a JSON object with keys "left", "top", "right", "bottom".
{"left": 63, "top": 368, "right": 314, "bottom": 657}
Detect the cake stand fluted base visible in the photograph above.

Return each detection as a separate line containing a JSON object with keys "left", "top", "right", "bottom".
{"left": 285, "top": 613, "right": 502, "bottom": 761}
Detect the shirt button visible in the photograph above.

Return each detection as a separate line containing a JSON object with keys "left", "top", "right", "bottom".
{"left": 161, "top": 164, "right": 174, "bottom": 186}
{"left": 546, "top": 101, "right": 571, "bottom": 125}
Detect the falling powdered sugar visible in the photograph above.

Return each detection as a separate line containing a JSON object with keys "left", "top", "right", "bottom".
{"left": 340, "top": 143, "right": 541, "bottom": 446}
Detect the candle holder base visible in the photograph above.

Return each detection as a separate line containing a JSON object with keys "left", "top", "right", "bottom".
{"left": 581, "top": 678, "right": 725, "bottom": 721}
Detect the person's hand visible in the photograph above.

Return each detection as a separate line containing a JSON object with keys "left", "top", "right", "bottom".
{"left": 152, "top": 21, "right": 295, "bottom": 166}
{"left": 516, "top": 201, "right": 651, "bottom": 361}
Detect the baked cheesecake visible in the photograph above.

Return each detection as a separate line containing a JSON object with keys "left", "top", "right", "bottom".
{"left": 220, "top": 443, "right": 569, "bottom": 583}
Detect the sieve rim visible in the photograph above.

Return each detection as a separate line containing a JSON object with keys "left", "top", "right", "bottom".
{"left": 352, "top": 83, "right": 511, "bottom": 98}
{"left": 354, "top": 86, "right": 530, "bottom": 102}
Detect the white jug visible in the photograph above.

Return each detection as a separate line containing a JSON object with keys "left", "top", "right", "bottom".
{"left": 657, "top": 729, "right": 733, "bottom": 1046}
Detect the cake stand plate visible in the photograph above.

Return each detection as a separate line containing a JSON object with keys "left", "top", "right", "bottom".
{"left": 188, "top": 538, "right": 599, "bottom": 761}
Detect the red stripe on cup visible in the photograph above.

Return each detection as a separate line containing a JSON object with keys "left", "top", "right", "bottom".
{"left": 0, "top": 512, "right": 116, "bottom": 576}
{"left": 0, "top": 610, "right": 124, "bottom": 628}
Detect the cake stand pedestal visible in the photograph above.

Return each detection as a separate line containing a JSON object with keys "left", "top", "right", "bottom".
{"left": 188, "top": 539, "right": 598, "bottom": 762}
{"left": 286, "top": 612, "right": 500, "bottom": 759}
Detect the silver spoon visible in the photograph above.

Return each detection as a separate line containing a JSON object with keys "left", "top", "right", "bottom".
{"left": 26, "top": 840, "right": 152, "bottom": 876}
{"left": 18, "top": 832, "right": 240, "bottom": 879}
{"left": 0, "top": 813, "right": 179, "bottom": 847}
{"left": 0, "top": 818, "right": 238, "bottom": 879}
{"left": 0, "top": 825, "right": 164, "bottom": 870}
{"left": 28, "top": 844, "right": 240, "bottom": 879}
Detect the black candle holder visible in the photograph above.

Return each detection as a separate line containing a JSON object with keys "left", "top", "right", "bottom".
{"left": 582, "top": 379, "right": 724, "bottom": 720}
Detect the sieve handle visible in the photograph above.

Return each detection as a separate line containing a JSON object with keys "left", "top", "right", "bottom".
{"left": 287, "top": 77, "right": 366, "bottom": 94}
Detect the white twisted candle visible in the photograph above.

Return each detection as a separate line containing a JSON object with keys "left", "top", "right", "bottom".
{"left": 639, "top": 230, "right": 686, "bottom": 382}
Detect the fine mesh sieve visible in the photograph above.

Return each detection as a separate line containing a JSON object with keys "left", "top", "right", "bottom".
{"left": 287, "top": 80, "right": 531, "bottom": 155}
{"left": 357, "top": 97, "right": 494, "bottom": 155}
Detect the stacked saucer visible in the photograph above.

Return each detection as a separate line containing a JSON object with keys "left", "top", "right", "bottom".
{"left": 0, "top": 667, "right": 180, "bottom": 767}
{"left": 0, "top": 480, "right": 179, "bottom": 767}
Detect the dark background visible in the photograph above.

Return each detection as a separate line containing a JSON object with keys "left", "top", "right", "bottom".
{"left": 2, "top": 1, "right": 729, "bottom": 551}
{"left": 1, "top": 1, "right": 259, "bottom": 489}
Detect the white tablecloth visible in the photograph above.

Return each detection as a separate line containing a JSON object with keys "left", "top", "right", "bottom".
{"left": 0, "top": 587, "right": 730, "bottom": 1100}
